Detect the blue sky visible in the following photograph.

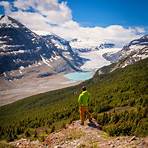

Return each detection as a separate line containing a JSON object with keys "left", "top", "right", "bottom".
{"left": 1, "top": 0, "right": 148, "bottom": 28}
{"left": 0, "top": 0, "right": 147, "bottom": 47}
{"left": 66, "top": 0, "right": 148, "bottom": 28}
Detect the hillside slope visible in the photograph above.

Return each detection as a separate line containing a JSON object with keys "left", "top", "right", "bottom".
{"left": 0, "top": 58, "right": 148, "bottom": 142}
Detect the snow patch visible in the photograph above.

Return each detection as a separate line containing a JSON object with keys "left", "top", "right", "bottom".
{"left": 51, "top": 39, "right": 67, "bottom": 50}
{"left": 19, "top": 70, "right": 22, "bottom": 74}
{"left": 40, "top": 55, "right": 52, "bottom": 67}
{"left": 0, "top": 40, "right": 7, "bottom": 44}
{"left": 0, "top": 16, "right": 19, "bottom": 28}
{"left": 19, "top": 66, "right": 24, "bottom": 70}
{"left": 139, "top": 54, "right": 148, "bottom": 59}
{"left": 38, "top": 62, "right": 42, "bottom": 65}
{"left": 3, "top": 72, "right": 6, "bottom": 77}
{"left": 17, "top": 50, "right": 25, "bottom": 53}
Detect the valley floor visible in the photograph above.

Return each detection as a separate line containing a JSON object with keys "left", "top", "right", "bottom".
{"left": 0, "top": 73, "right": 80, "bottom": 106}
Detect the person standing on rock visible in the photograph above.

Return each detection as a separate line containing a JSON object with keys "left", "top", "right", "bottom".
{"left": 78, "top": 86, "right": 92, "bottom": 125}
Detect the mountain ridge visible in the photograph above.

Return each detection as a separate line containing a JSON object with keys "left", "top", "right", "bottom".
{"left": 103, "top": 35, "right": 148, "bottom": 67}
{"left": 0, "top": 15, "right": 84, "bottom": 75}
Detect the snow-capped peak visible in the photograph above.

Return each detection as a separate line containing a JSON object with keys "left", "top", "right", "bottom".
{"left": 0, "top": 15, "right": 19, "bottom": 28}
{"left": 0, "top": 15, "right": 12, "bottom": 24}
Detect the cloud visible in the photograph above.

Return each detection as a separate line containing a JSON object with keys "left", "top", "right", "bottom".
{"left": 13, "top": 0, "right": 72, "bottom": 24}
{"left": 46, "top": 24, "right": 145, "bottom": 48}
{"left": 0, "top": 1, "right": 13, "bottom": 14}
{"left": 0, "top": 0, "right": 146, "bottom": 48}
{"left": 10, "top": 11, "right": 52, "bottom": 32}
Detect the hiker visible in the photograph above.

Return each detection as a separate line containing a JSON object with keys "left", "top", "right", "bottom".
{"left": 78, "top": 86, "right": 92, "bottom": 125}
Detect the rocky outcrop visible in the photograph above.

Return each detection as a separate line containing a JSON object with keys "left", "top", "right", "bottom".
{"left": 10, "top": 119, "right": 148, "bottom": 148}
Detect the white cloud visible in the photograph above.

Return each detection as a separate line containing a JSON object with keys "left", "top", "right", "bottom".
{"left": 0, "top": 0, "right": 146, "bottom": 48}
{"left": 13, "top": 0, "right": 72, "bottom": 24}
{"left": 47, "top": 24, "right": 145, "bottom": 48}
{"left": 10, "top": 11, "right": 52, "bottom": 32}
{"left": 0, "top": 1, "right": 13, "bottom": 14}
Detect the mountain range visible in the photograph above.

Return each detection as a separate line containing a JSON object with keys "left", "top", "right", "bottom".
{"left": 1, "top": 15, "right": 148, "bottom": 77}
{"left": 0, "top": 15, "right": 148, "bottom": 106}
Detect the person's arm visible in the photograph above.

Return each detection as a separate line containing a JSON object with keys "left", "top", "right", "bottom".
{"left": 78, "top": 94, "right": 82, "bottom": 105}
{"left": 88, "top": 93, "right": 91, "bottom": 105}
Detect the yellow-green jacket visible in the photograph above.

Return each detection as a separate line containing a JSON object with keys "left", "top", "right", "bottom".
{"left": 78, "top": 90, "right": 90, "bottom": 106}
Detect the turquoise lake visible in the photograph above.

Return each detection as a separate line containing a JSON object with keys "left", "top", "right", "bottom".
{"left": 64, "top": 71, "right": 94, "bottom": 81}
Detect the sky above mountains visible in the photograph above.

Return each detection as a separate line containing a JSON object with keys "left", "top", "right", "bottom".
{"left": 67, "top": 0, "right": 148, "bottom": 28}
{"left": 0, "top": 0, "right": 147, "bottom": 47}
